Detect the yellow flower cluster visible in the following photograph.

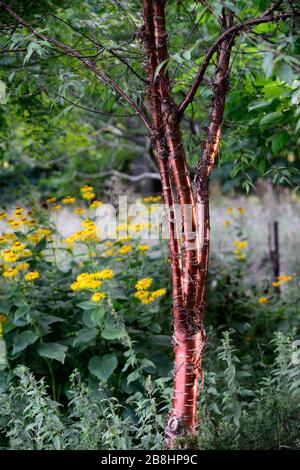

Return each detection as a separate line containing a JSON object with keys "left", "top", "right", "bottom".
{"left": 89, "top": 200, "right": 102, "bottom": 209}
{"left": 272, "top": 274, "right": 292, "bottom": 288}
{"left": 137, "top": 244, "right": 150, "bottom": 252}
{"left": 74, "top": 207, "right": 85, "bottom": 215}
{"left": 27, "top": 228, "right": 52, "bottom": 245}
{"left": 64, "top": 219, "right": 99, "bottom": 246}
{"left": 70, "top": 269, "right": 114, "bottom": 292}
{"left": 135, "top": 278, "right": 152, "bottom": 290}
{"left": 62, "top": 196, "right": 75, "bottom": 205}
{"left": 46, "top": 196, "right": 56, "bottom": 204}
{"left": 227, "top": 207, "right": 246, "bottom": 215}
{"left": 258, "top": 297, "right": 268, "bottom": 304}
{"left": 24, "top": 271, "right": 40, "bottom": 282}
{"left": 119, "top": 244, "right": 132, "bottom": 255}
{"left": 91, "top": 292, "right": 107, "bottom": 302}
{"left": 232, "top": 239, "right": 248, "bottom": 261}
{"left": 133, "top": 278, "right": 166, "bottom": 304}
{"left": 134, "top": 288, "right": 167, "bottom": 304}
{"left": 143, "top": 196, "right": 162, "bottom": 203}
{"left": 80, "top": 185, "right": 95, "bottom": 200}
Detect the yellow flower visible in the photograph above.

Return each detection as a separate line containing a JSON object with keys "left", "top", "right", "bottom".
{"left": 277, "top": 275, "right": 292, "bottom": 282}
{"left": 149, "top": 288, "right": 167, "bottom": 301}
{"left": 13, "top": 206, "right": 24, "bottom": 218}
{"left": 137, "top": 244, "right": 150, "bottom": 252}
{"left": 236, "top": 254, "right": 246, "bottom": 262}
{"left": 11, "top": 241, "right": 26, "bottom": 252}
{"left": 16, "top": 262, "right": 30, "bottom": 271}
{"left": 3, "top": 268, "right": 18, "bottom": 278}
{"left": 272, "top": 281, "right": 281, "bottom": 287}
{"left": 27, "top": 234, "right": 41, "bottom": 245}
{"left": 19, "top": 249, "right": 33, "bottom": 258}
{"left": 143, "top": 195, "right": 162, "bottom": 203}
{"left": 224, "top": 220, "right": 231, "bottom": 227}
{"left": 24, "top": 271, "right": 39, "bottom": 282}
{"left": 89, "top": 200, "right": 102, "bottom": 209}
{"left": 70, "top": 276, "right": 102, "bottom": 291}
{"left": 82, "top": 191, "right": 95, "bottom": 200}
{"left": 238, "top": 207, "right": 246, "bottom": 214}
{"left": 62, "top": 196, "right": 75, "bottom": 204}
{"left": 36, "top": 228, "right": 52, "bottom": 238}
{"left": 80, "top": 185, "right": 94, "bottom": 193}
{"left": 52, "top": 204, "right": 62, "bottom": 212}
{"left": 129, "top": 223, "right": 150, "bottom": 233}
{"left": 227, "top": 208, "right": 234, "bottom": 214}
{"left": 1, "top": 250, "right": 19, "bottom": 263}
{"left": 92, "top": 269, "right": 114, "bottom": 280}
{"left": 6, "top": 219, "right": 23, "bottom": 229}
{"left": 0, "top": 212, "right": 7, "bottom": 219}
{"left": 91, "top": 292, "right": 106, "bottom": 302}
{"left": 258, "top": 297, "right": 268, "bottom": 304}
{"left": 134, "top": 290, "right": 151, "bottom": 304}
{"left": 101, "top": 248, "right": 115, "bottom": 257}
{"left": 119, "top": 245, "right": 132, "bottom": 255}
{"left": 74, "top": 207, "right": 86, "bottom": 215}
{"left": 135, "top": 277, "right": 153, "bottom": 291}
{"left": 46, "top": 196, "right": 56, "bottom": 204}
{"left": 232, "top": 240, "right": 248, "bottom": 250}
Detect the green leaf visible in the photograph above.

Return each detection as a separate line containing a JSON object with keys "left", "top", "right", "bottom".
{"left": 82, "top": 309, "right": 105, "bottom": 327}
{"left": 12, "top": 330, "right": 39, "bottom": 355}
{"left": 278, "top": 63, "right": 294, "bottom": 84}
{"left": 77, "top": 301, "right": 98, "bottom": 310}
{"left": 33, "top": 236, "right": 47, "bottom": 253}
{"left": 262, "top": 52, "right": 273, "bottom": 78}
{"left": 102, "top": 324, "right": 124, "bottom": 340}
{"left": 88, "top": 354, "right": 118, "bottom": 381}
{"left": 271, "top": 132, "right": 290, "bottom": 154}
{"left": 259, "top": 111, "right": 282, "bottom": 125}
{"left": 248, "top": 100, "right": 272, "bottom": 112}
{"left": 73, "top": 327, "right": 98, "bottom": 346}
{"left": 37, "top": 342, "right": 68, "bottom": 364}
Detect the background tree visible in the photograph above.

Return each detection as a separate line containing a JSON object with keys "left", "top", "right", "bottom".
{"left": 0, "top": 0, "right": 299, "bottom": 448}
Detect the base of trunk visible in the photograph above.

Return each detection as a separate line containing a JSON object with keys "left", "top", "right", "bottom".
{"left": 165, "top": 328, "right": 206, "bottom": 449}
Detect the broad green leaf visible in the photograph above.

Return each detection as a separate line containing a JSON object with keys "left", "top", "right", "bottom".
{"left": 73, "top": 327, "right": 98, "bottom": 346}
{"left": 102, "top": 324, "right": 124, "bottom": 340}
{"left": 37, "top": 342, "right": 68, "bottom": 364}
{"left": 262, "top": 52, "right": 273, "bottom": 78}
{"left": 278, "top": 64, "right": 294, "bottom": 85}
{"left": 260, "top": 111, "right": 282, "bottom": 125}
{"left": 271, "top": 132, "right": 290, "bottom": 154}
{"left": 82, "top": 309, "right": 105, "bottom": 327}
{"left": 77, "top": 301, "right": 98, "bottom": 310}
{"left": 88, "top": 354, "right": 118, "bottom": 381}
{"left": 12, "top": 330, "right": 39, "bottom": 355}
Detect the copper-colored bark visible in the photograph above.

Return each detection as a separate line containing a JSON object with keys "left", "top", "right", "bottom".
{"left": 141, "top": 2, "right": 234, "bottom": 448}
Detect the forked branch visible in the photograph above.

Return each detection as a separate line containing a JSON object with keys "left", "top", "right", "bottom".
{"left": 178, "top": 5, "right": 300, "bottom": 115}
{"left": 0, "top": 1, "right": 151, "bottom": 132}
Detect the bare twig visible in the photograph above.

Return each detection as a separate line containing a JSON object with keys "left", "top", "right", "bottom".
{"left": 178, "top": 7, "right": 300, "bottom": 115}
{"left": 0, "top": 0, "right": 151, "bottom": 133}
{"left": 76, "top": 169, "right": 160, "bottom": 181}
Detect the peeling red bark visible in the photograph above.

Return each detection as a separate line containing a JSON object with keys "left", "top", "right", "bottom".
{"left": 141, "top": 1, "right": 234, "bottom": 448}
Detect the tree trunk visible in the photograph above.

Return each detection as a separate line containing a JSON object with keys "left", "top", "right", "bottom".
{"left": 141, "top": 1, "right": 234, "bottom": 448}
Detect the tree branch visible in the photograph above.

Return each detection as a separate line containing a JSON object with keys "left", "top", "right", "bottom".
{"left": 0, "top": 1, "right": 151, "bottom": 133}
{"left": 178, "top": 7, "right": 300, "bottom": 115}
{"left": 75, "top": 169, "right": 160, "bottom": 181}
